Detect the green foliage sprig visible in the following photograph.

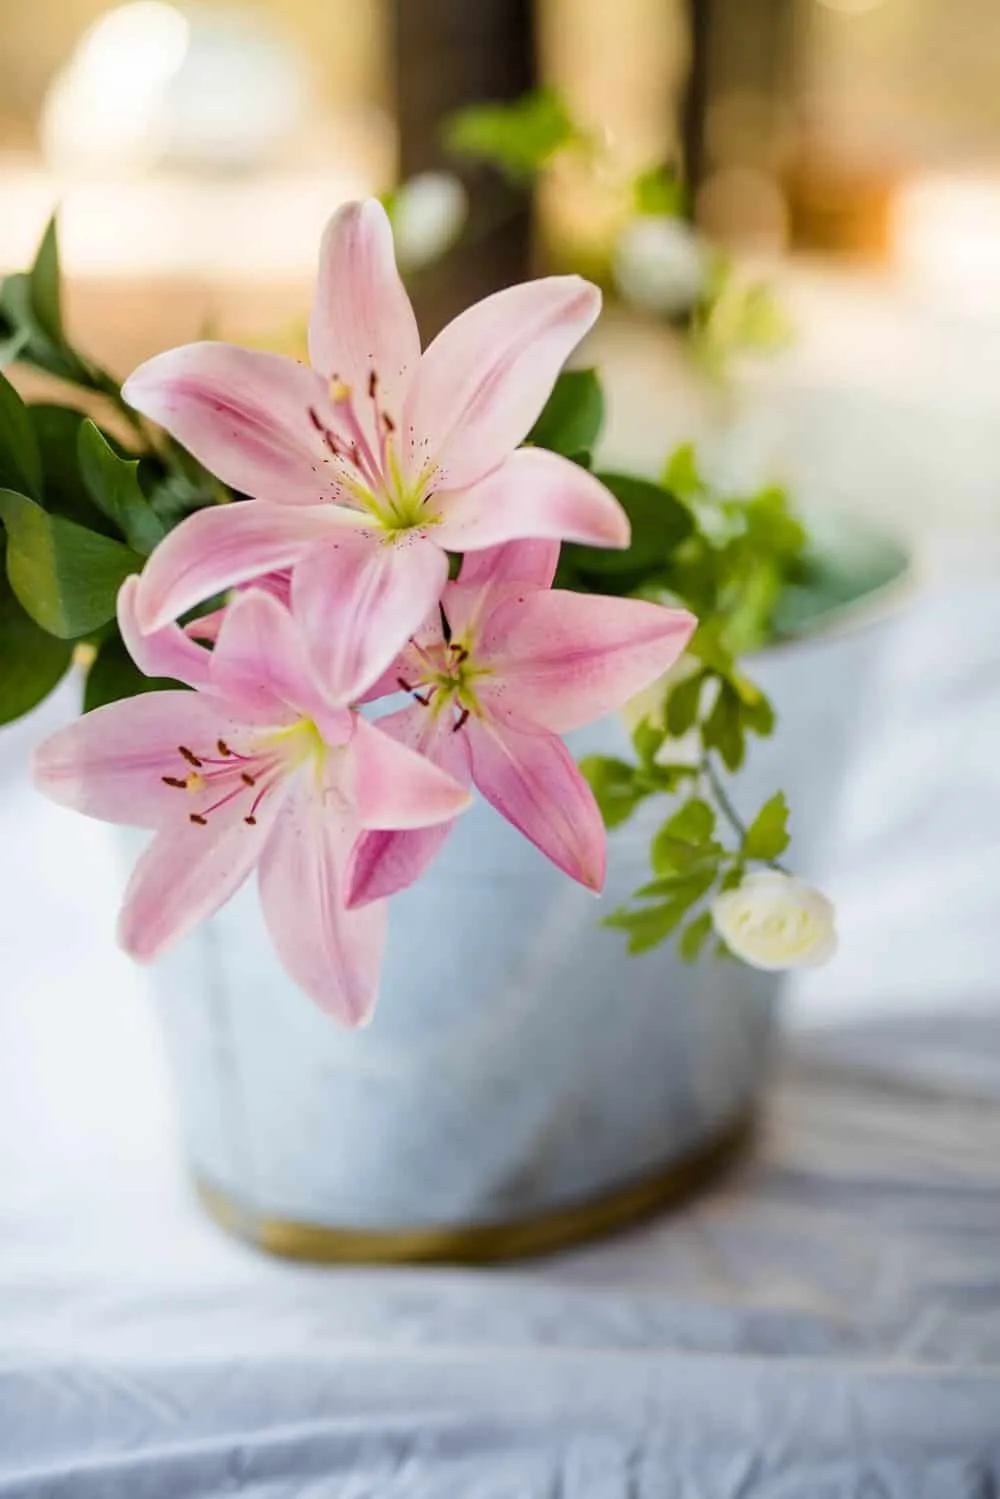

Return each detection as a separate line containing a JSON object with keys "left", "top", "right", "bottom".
{"left": 0, "top": 218, "right": 225, "bottom": 724}
{"left": 529, "top": 376, "right": 808, "bottom": 960}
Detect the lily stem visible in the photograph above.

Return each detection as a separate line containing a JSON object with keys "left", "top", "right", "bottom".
{"left": 701, "top": 751, "right": 747, "bottom": 848}
{"left": 701, "top": 750, "right": 791, "bottom": 876}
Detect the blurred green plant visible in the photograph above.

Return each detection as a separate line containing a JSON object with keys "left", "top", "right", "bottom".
{"left": 435, "top": 88, "right": 791, "bottom": 379}
{"left": 445, "top": 88, "right": 594, "bottom": 182}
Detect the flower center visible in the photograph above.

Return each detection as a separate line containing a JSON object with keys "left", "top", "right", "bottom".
{"left": 395, "top": 635, "right": 491, "bottom": 732}
{"left": 162, "top": 719, "right": 322, "bottom": 827}
{"left": 308, "top": 370, "right": 438, "bottom": 535}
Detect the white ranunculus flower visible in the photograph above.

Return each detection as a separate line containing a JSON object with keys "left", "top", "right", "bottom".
{"left": 712, "top": 871, "right": 837, "bottom": 971}
{"left": 613, "top": 214, "right": 709, "bottom": 317}
{"left": 390, "top": 171, "right": 468, "bottom": 271}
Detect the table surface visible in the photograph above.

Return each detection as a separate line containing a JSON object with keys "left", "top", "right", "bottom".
{"left": 1, "top": 582, "right": 999, "bottom": 1498}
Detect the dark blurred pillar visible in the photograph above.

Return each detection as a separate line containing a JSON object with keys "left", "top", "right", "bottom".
{"left": 681, "top": 0, "right": 798, "bottom": 203}
{"left": 390, "top": 0, "right": 535, "bottom": 336}
{"left": 681, "top": 0, "right": 713, "bottom": 209}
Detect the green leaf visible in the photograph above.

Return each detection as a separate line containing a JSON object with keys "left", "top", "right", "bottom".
{"left": 526, "top": 368, "right": 604, "bottom": 458}
{"left": 0, "top": 488, "right": 142, "bottom": 638}
{"left": 29, "top": 216, "right": 64, "bottom": 345}
{"left": 0, "top": 558, "right": 73, "bottom": 724}
{"left": 633, "top": 165, "right": 686, "bottom": 218}
{"left": 144, "top": 462, "right": 225, "bottom": 527}
{"left": 0, "top": 370, "right": 43, "bottom": 499}
{"left": 562, "top": 472, "right": 694, "bottom": 580}
{"left": 631, "top": 716, "right": 665, "bottom": 766}
{"left": 83, "top": 629, "right": 183, "bottom": 713}
{"left": 649, "top": 834, "right": 699, "bottom": 875}
{"left": 650, "top": 799, "right": 719, "bottom": 876}
{"left": 743, "top": 791, "right": 790, "bottom": 862}
{"left": 444, "top": 88, "right": 587, "bottom": 181}
{"left": 663, "top": 797, "right": 716, "bottom": 843}
{"left": 702, "top": 680, "right": 744, "bottom": 771}
{"left": 689, "top": 621, "right": 734, "bottom": 675}
{"left": 650, "top": 833, "right": 720, "bottom": 876}
{"left": 605, "top": 899, "right": 690, "bottom": 955}
{"left": 27, "top": 405, "right": 113, "bottom": 531}
{"left": 634, "top": 866, "right": 718, "bottom": 904}
{"left": 661, "top": 442, "right": 704, "bottom": 499}
{"left": 0, "top": 273, "right": 89, "bottom": 385}
{"left": 735, "top": 282, "right": 791, "bottom": 352}
{"left": 634, "top": 760, "right": 696, "bottom": 795}
{"left": 679, "top": 910, "right": 713, "bottom": 962}
{"left": 741, "top": 690, "right": 776, "bottom": 738}
{"left": 665, "top": 669, "right": 704, "bottom": 737}
{"left": 0, "top": 325, "right": 30, "bottom": 368}
{"left": 606, "top": 864, "right": 716, "bottom": 954}
{"left": 78, "top": 420, "right": 165, "bottom": 555}
{"left": 578, "top": 754, "right": 647, "bottom": 829}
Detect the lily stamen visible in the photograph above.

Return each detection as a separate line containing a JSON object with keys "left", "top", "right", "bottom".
{"left": 328, "top": 373, "right": 384, "bottom": 492}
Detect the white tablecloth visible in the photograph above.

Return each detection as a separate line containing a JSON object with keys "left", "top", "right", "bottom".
{"left": 1, "top": 583, "right": 998, "bottom": 1497}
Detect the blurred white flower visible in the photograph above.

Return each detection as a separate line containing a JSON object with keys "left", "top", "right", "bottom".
{"left": 613, "top": 214, "right": 708, "bottom": 317}
{"left": 712, "top": 871, "right": 837, "bottom": 971}
{"left": 390, "top": 172, "right": 468, "bottom": 271}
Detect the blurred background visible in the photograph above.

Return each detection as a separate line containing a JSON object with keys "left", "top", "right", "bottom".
{"left": 1, "top": 0, "right": 1000, "bottom": 572}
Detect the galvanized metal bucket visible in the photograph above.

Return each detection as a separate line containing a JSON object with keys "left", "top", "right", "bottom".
{"left": 146, "top": 536, "right": 909, "bottom": 1261}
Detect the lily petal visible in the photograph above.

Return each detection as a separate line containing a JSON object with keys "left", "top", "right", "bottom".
{"left": 405, "top": 278, "right": 601, "bottom": 490}
{"left": 134, "top": 500, "right": 353, "bottom": 634}
{"left": 117, "top": 576, "right": 212, "bottom": 690}
{"left": 33, "top": 691, "right": 246, "bottom": 827}
{"left": 209, "top": 589, "right": 331, "bottom": 725}
{"left": 349, "top": 713, "right": 472, "bottom": 830}
{"left": 292, "top": 529, "right": 448, "bottom": 705}
{"left": 182, "top": 568, "right": 293, "bottom": 645}
{"left": 354, "top": 603, "right": 449, "bottom": 705}
{"left": 345, "top": 705, "right": 471, "bottom": 907}
{"left": 118, "top": 790, "right": 281, "bottom": 961}
{"left": 433, "top": 448, "right": 630, "bottom": 553}
{"left": 257, "top": 770, "right": 388, "bottom": 1025}
{"left": 466, "top": 714, "right": 607, "bottom": 891}
{"left": 123, "top": 342, "right": 337, "bottom": 505}
{"left": 475, "top": 591, "right": 697, "bottom": 733}
{"left": 458, "top": 538, "right": 561, "bottom": 590}
{"left": 309, "top": 199, "right": 421, "bottom": 428}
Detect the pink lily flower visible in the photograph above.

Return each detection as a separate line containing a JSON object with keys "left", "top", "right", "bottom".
{"left": 122, "top": 199, "right": 630, "bottom": 702}
{"left": 33, "top": 580, "right": 472, "bottom": 1025}
{"left": 346, "top": 540, "right": 697, "bottom": 907}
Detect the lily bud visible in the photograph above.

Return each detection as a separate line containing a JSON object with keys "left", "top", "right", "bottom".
{"left": 712, "top": 871, "right": 837, "bottom": 971}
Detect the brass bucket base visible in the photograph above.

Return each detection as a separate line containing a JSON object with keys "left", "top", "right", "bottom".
{"left": 195, "top": 1110, "right": 754, "bottom": 1265}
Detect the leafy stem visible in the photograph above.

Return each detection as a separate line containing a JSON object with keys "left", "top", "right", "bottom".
{"left": 700, "top": 750, "right": 791, "bottom": 878}
{"left": 700, "top": 751, "right": 745, "bottom": 845}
